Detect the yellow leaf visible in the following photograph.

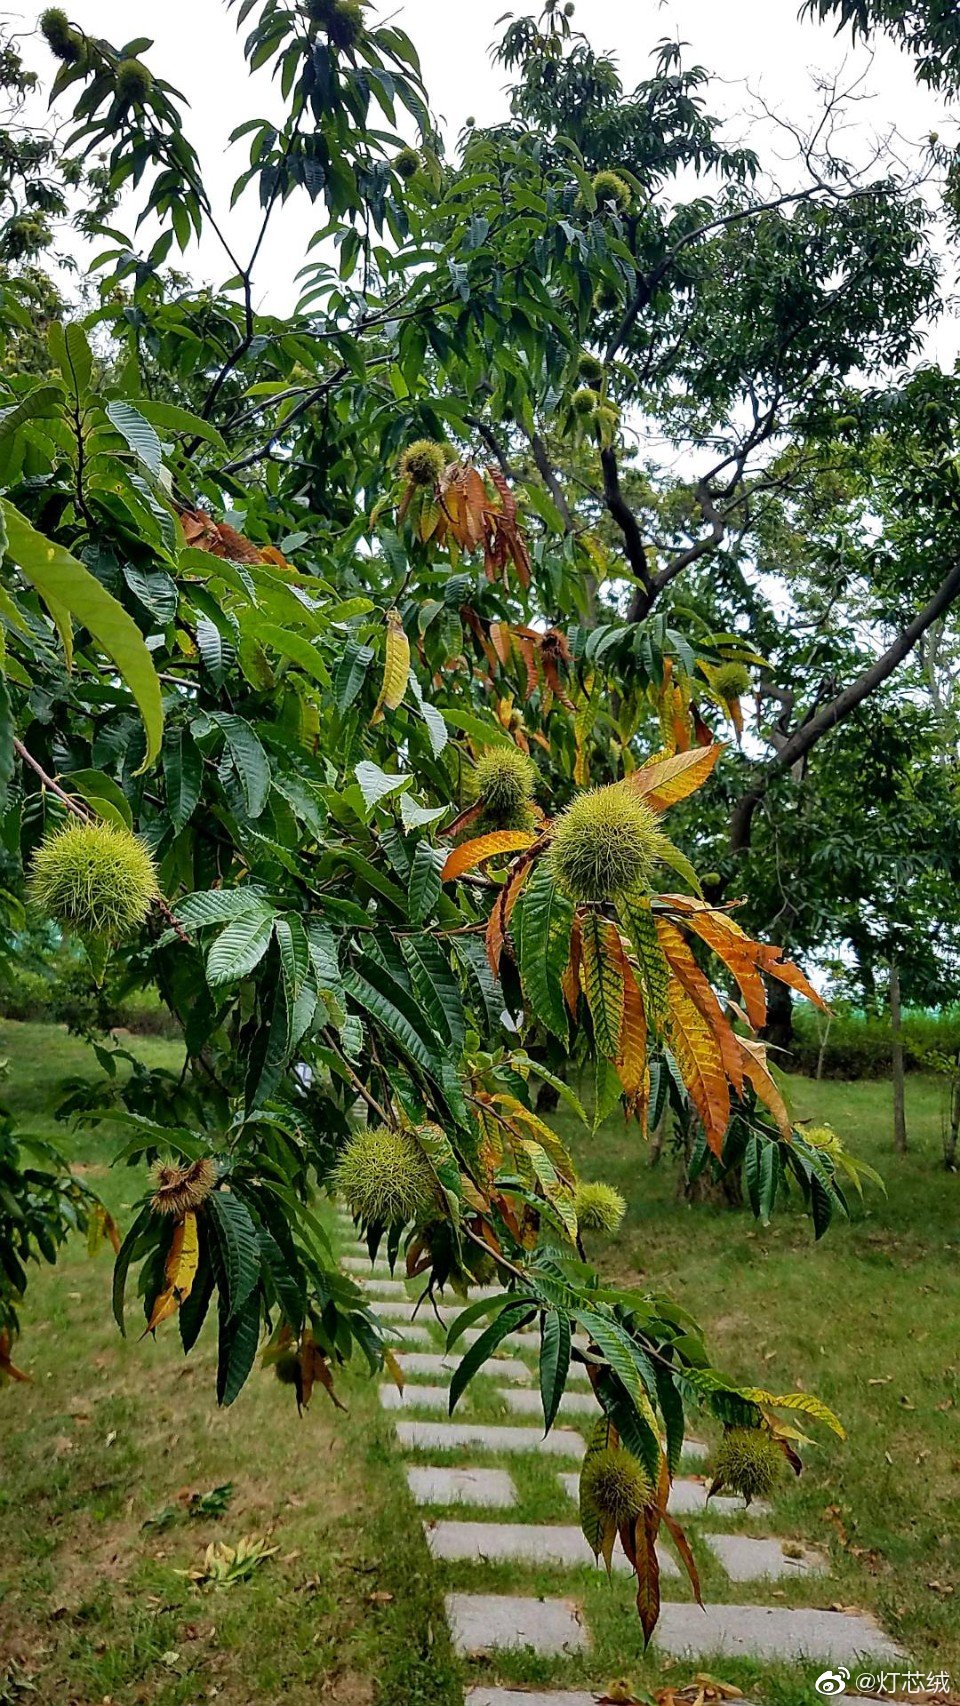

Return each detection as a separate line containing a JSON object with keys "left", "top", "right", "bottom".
{"left": 617, "top": 958, "right": 649, "bottom": 1115}
{"left": 666, "top": 981, "right": 730, "bottom": 1157}
{"left": 665, "top": 896, "right": 768, "bottom": 1030}
{"left": 738, "top": 1034, "right": 792, "bottom": 1138}
{"left": 739, "top": 1387, "right": 846, "bottom": 1439}
{"left": 630, "top": 743, "right": 723, "bottom": 811}
{"left": 441, "top": 829, "right": 537, "bottom": 881}
{"left": 370, "top": 609, "right": 410, "bottom": 723}
{"left": 656, "top": 917, "right": 744, "bottom": 1097}
{"left": 145, "top": 1211, "right": 199, "bottom": 1333}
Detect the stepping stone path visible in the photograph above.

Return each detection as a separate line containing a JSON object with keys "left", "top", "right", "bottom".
{"left": 335, "top": 1212, "right": 903, "bottom": 1695}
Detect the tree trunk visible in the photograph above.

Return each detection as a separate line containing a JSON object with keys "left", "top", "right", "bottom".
{"left": 815, "top": 1014, "right": 832, "bottom": 1082}
{"left": 944, "top": 1057, "right": 960, "bottom": 1170}
{"left": 760, "top": 975, "right": 794, "bottom": 1061}
{"left": 890, "top": 958, "right": 907, "bottom": 1154}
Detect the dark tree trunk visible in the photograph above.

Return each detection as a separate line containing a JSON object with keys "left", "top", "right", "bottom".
{"left": 535, "top": 1081, "right": 561, "bottom": 1114}
{"left": 890, "top": 959, "right": 907, "bottom": 1154}
{"left": 760, "top": 974, "right": 794, "bottom": 1062}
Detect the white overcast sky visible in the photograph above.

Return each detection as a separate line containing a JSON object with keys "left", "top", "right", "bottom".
{"left": 17, "top": 0, "right": 959, "bottom": 355}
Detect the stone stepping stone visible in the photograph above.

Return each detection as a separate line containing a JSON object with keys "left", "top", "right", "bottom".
{"left": 464, "top": 1696, "right": 759, "bottom": 1706}
{"left": 357, "top": 1278, "right": 415, "bottom": 1298}
{"left": 380, "top": 1383, "right": 451, "bottom": 1412}
{"left": 406, "top": 1466, "right": 516, "bottom": 1508}
{"left": 704, "top": 1533, "right": 826, "bottom": 1581}
{"left": 424, "top": 1518, "right": 679, "bottom": 1577}
{"left": 555, "top": 1470, "right": 745, "bottom": 1512}
{"left": 391, "top": 1323, "right": 433, "bottom": 1346}
{"left": 499, "top": 1386, "right": 598, "bottom": 1419}
{"left": 374, "top": 1299, "right": 535, "bottom": 1328}
{"left": 651, "top": 1601, "right": 901, "bottom": 1663}
{"left": 446, "top": 1591, "right": 589, "bottom": 1656}
{"left": 665, "top": 1479, "right": 769, "bottom": 1518}
{"left": 342, "top": 1256, "right": 394, "bottom": 1275}
{"left": 394, "top": 1350, "right": 591, "bottom": 1386}
{"left": 465, "top": 1693, "right": 601, "bottom": 1706}
{"left": 395, "top": 1420, "right": 585, "bottom": 1457}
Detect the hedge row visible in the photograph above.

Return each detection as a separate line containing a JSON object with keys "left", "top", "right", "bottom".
{"left": 789, "top": 1006, "right": 960, "bottom": 1078}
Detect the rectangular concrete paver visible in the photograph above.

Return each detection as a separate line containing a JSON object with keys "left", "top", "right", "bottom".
{"left": 394, "top": 1351, "right": 590, "bottom": 1385}
{"left": 406, "top": 1466, "right": 516, "bottom": 1508}
{"left": 342, "top": 1256, "right": 393, "bottom": 1275}
{"left": 652, "top": 1601, "right": 901, "bottom": 1663}
{"left": 704, "top": 1533, "right": 825, "bottom": 1580}
{"left": 394, "top": 1420, "right": 585, "bottom": 1457}
{"left": 499, "top": 1387, "right": 598, "bottom": 1419}
{"left": 380, "top": 1383, "right": 450, "bottom": 1412}
{"left": 665, "top": 1479, "right": 769, "bottom": 1518}
{"left": 425, "top": 1519, "right": 679, "bottom": 1576}
{"left": 375, "top": 1300, "right": 535, "bottom": 1327}
{"left": 445, "top": 1592, "right": 589, "bottom": 1656}
{"left": 392, "top": 1323, "right": 433, "bottom": 1346}
{"left": 465, "top": 1692, "right": 602, "bottom": 1706}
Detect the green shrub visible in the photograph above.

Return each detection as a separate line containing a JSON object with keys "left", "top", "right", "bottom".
{"left": 790, "top": 1005, "right": 960, "bottom": 1078}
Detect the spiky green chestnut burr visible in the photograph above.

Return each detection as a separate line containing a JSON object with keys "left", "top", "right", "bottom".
{"left": 574, "top": 1179, "right": 626, "bottom": 1234}
{"left": 571, "top": 386, "right": 600, "bottom": 418}
{"left": 29, "top": 819, "right": 158, "bottom": 938}
{"left": 394, "top": 147, "right": 421, "bottom": 180}
{"left": 116, "top": 58, "right": 152, "bottom": 102}
{"left": 592, "top": 170, "right": 631, "bottom": 211}
{"left": 581, "top": 1445, "right": 652, "bottom": 1525}
{"left": 467, "top": 746, "right": 537, "bottom": 831}
{"left": 713, "top": 661, "right": 751, "bottom": 701}
{"left": 577, "top": 352, "right": 604, "bottom": 384}
{"left": 399, "top": 439, "right": 446, "bottom": 486}
{"left": 549, "top": 782, "right": 665, "bottom": 904}
{"left": 334, "top": 1125, "right": 436, "bottom": 1227}
{"left": 40, "top": 7, "right": 82, "bottom": 60}
{"left": 305, "top": 0, "right": 364, "bottom": 48}
{"left": 711, "top": 1426, "right": 784, "bottom": 1504}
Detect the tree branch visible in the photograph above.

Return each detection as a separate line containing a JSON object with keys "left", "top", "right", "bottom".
{"left": 730, "top": 558, "right": 960, "bottom": 851}
{"left": 600, "top": 444, "right": 653, "bottom": 597}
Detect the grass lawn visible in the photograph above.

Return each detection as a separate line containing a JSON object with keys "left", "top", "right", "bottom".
{"left": 1, "top": 1020, "right": 958, "bottom": 1704}
{"left": 0, "top": 1021, "right": 461, "bottom": 1706}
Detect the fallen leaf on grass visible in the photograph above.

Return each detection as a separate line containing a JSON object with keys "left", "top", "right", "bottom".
{"left": 177, "top": 1535, "right": 278, "bottom": 1590}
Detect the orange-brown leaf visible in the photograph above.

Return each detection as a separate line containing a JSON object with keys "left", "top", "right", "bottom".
{"left": 144, "top": 1211, "right": 199, "bottom": 1333}
{"left": 634, "top": 1505, "right": 662, "bottom": 1647}
{"left": 0, "top": 1328, "right": 29, "bottom": 1383}
{"left": 656, "top": 918, "right": 744, "bottom": 1097}
{"left": 661, "top": 1508, "right": 703, "bottom": 1606}
{"left": 666, "top": 897, "right": 768, "bottom": 1031}
{"left": 666, "top": 981, "right": 730, "bottom": 1157}
{"left": 441, "top": 830, "right": 538, "bottom": 881}
{"left": 617, "top": 957, "right": 649, "bottom": 1110}
{"left": 756, "top": 946, "right": 829, "bottom": 1012}
{"left": 631, "top": 743, "right": 723, "bottom": 812}
{"left": 486, "top": 856, "right": 533, "bottom": 975}
{"left": 738, "top": 1034, "right": 792, "bottom": 1137}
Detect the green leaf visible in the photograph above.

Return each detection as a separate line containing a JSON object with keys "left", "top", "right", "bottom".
{"left": 179, "top": 1243, "right": 216, "bottom": 1352}
{"left": 0, "top": 678, "right": 14, "bottom": 813}
{"left": 64, "top": 767, "right": 132, "bottom": 828}
{"left": 344, "top": 962, "right": 443, "bottom": 1079}
{"left": 274, "top": 914, "right": 310, "bottom": 1001}
{"left": 105, "top": 400, "right": 163, "bottom": 476}
{"left": 49, "top": 320, "right": 92, "bottom": 395}
{"left": 355, "top": 760, "right": 412, "bottom": 810}
{"left": 111, "top": 1203, "right": 159, "bottom": 1335}
{"left": 176, "top": 887, "right": 273, "bottom": 929}
{"left": 207, "top": 912, "right": 275, "bottom": 986}
{"left": 163, "top": 727, "right": 203, "bottom": 832}
{"left": 448, "top": 1303, "right": 536, "bottom": 1413}
{"left": 134, "top": 397, "right": 227, "bottom": 450}
{"left": 210, "top": 712, "right": 271, "bottom": 818}
{"left": 251, "top": 621, "right": 330, "bottom": 685}
{"left": 400, "top": 933, "right": 465, "bottom": 1048}
{"left": 0, "top": 383, "right": 62, "bottom": 448}
{"left": 1, "top": 501, "right": 164, "bottom": 770}
{"left": 539, "top": 1309, "right": 572, "bottom": 1432}
{"left": 206, "top": 1190, "right": 261, "bottom": 1321}
{"left": 216, "top": 1282, "right": 261, "bottom": 1406}
{"left": 442, "top": 709, "right": 515, "bottom": 748}
{"left": 407, "top": 841, "right": 444, "bottom": 925}
{"left": 335, "top": 640, "right": 374, "bottom": 711}
{"left": 516, "top": 860, "right": 574, "bottom": 1041}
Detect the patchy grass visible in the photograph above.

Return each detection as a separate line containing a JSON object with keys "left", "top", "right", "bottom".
{"left": 2, "top": 1020, "right": 959, "bottom": 1704}
{"left": 0, "top": 1021, "right": 460, "bottom": 1706}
